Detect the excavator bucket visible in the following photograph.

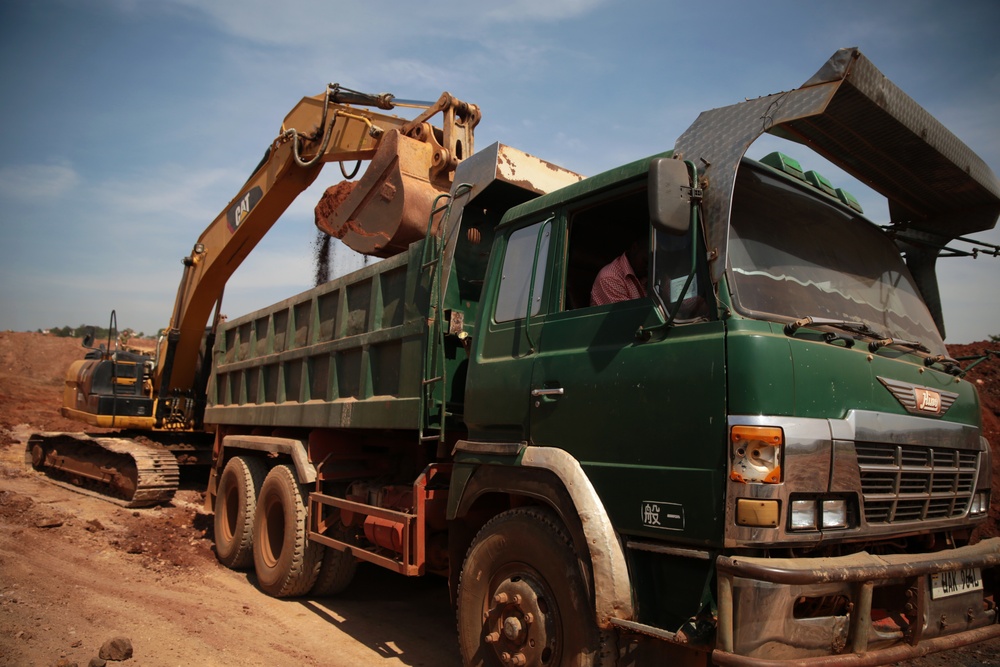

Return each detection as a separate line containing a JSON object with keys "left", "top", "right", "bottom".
{"left": 316, "top": 131, "right": 450, "bottom": 257}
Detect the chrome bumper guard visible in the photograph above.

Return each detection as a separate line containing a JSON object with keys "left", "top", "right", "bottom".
{"left": 712, "top": 537, "right": 1000, "bottom": 666}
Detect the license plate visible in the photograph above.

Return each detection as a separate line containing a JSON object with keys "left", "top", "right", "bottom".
{"left": 930, "top": 568, "right": 983, "bottom": 599}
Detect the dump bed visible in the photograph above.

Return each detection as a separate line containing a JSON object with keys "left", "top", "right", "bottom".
{"left": 205, "top": 242, "right": 433, "bottom": 430}
{"left": 204, "top": 143, "right": 584, "bottom": 436}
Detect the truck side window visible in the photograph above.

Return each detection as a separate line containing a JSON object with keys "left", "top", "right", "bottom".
{"left": 653, "top": 225, "right": 711, "bottom": 321}
{"left": 495, "top": 221, "right": 551, "bottom": 323}
{"left": 565, "top": 188, "right": 649, "bottom": 310}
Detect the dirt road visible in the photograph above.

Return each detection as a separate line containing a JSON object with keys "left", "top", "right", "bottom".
{"left": 0, "top": 434, "right": 461, "bottom": 667}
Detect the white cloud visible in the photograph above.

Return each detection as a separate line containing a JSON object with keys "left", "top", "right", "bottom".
{"left": 98, "top": 165, "right": 235, "bottom": 218}
{"left": 163, "top": 0, "right": 607, "bottom": 48}
{"left": 483, "top": 0, "right": 605, "bottom": 22}
{"left": 163, "top": 1, "right": 426, "bottom": 46}
{"left": 0, "top": 163, "right": 80, "bottom": 201}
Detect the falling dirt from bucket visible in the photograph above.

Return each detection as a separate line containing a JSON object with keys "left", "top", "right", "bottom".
{"left": 313, "top": 181, "right": 359, "bottom": 286}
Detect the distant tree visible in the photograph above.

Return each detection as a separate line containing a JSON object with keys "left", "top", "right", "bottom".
{"left": 990, "top": 333, "right": 999, "bottom": 343}
{"left": 48, "top": 324, "right": 119, "bottom": 339}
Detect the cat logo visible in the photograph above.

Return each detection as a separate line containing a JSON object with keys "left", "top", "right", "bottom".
{"left": 226, "top": 186, "right": 263, "bottom": 232}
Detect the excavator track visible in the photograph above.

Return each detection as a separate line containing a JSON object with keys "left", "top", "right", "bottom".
{"left": 25, "top": 433, "right": 180, "bottom": 508}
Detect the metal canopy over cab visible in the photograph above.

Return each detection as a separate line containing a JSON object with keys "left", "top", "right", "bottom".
{"left": 674, "top": 47, "right": 1000, "bottom": 289}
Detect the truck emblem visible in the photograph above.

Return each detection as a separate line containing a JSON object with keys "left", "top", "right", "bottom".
{"left": 916, "top": 388, "right": 941, "bottom": 414}
{"left": 877, "top": 377, "right": 957, "bottom": 418}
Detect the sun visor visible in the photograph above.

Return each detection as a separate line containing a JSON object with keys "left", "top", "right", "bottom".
{"left": 674, "top": 47, "right": 1000, "bottom": 283}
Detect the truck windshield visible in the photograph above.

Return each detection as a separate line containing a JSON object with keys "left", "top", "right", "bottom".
{"left": 727, "top": 165, "right": 947, "bottom": 356}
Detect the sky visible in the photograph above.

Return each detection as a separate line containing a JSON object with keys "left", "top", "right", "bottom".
{"left": 0, "top": 0, "right": 998, "bottom": 343}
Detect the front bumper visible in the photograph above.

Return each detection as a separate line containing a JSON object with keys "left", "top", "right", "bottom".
{"left": 712, "top": 537, "right": 1000, "bottom": 666}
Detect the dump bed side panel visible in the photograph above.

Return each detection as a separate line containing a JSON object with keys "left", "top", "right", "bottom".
{"left": 205, "top": 242, "right": 430, "bottom": 430}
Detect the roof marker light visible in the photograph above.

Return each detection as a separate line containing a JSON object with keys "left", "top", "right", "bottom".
{"left": 760, "top": 152, "right": 806, "bottom": 181}
{"left": 805, "top": 170, "right": 836, "bottom": 197}
{"left": 836, "top": 187, "right": 864, "bottom": 213}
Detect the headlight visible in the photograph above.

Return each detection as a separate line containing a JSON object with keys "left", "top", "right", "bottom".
{"left": 788, "top": 496, "right": 854, "bottom": 532}
{"left": 790, "top": 499, "right": 817, "bottom": 530}
{"left": 822, "top": 499, "right": 849, "bottom": 529}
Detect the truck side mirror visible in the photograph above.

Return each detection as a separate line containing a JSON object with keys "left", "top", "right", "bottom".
{"left": 649, "top": 158, "right": 692, "bottom": 235}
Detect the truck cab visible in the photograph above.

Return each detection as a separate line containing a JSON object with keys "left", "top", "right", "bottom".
{"left": 454, "top": 48, "right": 1000, "bottom": 663}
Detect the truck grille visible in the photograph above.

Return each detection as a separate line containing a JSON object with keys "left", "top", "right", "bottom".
{"left": 855, "top": 442, "right": 978, "bottom": 524}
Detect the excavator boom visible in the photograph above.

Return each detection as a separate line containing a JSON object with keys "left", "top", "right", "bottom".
{"left": 33, "top": 82, "right": 480, "bottom": 506}
{"left": 157, "top": 85, "right": 480, "bottom": 426}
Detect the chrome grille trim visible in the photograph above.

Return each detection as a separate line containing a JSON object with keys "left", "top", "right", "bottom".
{"left": 856, "top": 442, "right": 978, "bottom": 525}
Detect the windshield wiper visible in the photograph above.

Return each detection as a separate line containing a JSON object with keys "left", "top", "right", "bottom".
{"left": 867, "top": 337, "right": 930, "bottom": 354}
{"left": 923, "top": 354, "right": 963, "bottom": 376}
{"left": 783, "top": 316, "right": 881, "bottom": 339}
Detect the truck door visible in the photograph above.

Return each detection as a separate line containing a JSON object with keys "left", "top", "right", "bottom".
{"left": 463, "top": 217, "right": 553, "bottom": 443}
{"left": 528, "top": 185, "right": 728, "bottom": 546}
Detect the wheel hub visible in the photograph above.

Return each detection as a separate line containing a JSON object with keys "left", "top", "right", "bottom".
{"left": 485, "top": 575, "right": 556, "bottom": 665}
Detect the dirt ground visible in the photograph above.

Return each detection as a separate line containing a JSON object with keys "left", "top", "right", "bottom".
{"left": 1, "top": 331, "right": 999, "bottom": 667}
{"left": 0, "top": 332, "right": 459, "bottom": 667}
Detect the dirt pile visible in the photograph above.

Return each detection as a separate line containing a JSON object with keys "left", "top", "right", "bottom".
{"left": 0, "top": 332, "right": 94, "bottom": 440}
{"left": 313, "top": 180, "right": 359, "bottom": 232}
{"left": 948, "top": 342, "right": 1000, "bottom": 443}
{"left": 948, "top": 342, "right": 1000, "bottom": 540}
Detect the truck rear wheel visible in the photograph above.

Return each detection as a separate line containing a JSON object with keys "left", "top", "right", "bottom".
{"left": 457, "top": 507, "right": 607, "bottom": 667}
{"left": 252, "top": 464, "right": 322, "bottom": 597}
{"left": 214, "top": 455, "right": 267, "bottom": 569}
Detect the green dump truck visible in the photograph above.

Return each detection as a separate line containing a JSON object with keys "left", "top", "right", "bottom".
{"left": 204, "top": 48, "right": 1000, "bottom": 666}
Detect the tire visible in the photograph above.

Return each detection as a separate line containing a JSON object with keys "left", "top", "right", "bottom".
{"left": 252, "top": 464, "right": 322, "bottom": 597}
{"left": 311, "top": 547, "right": 358, "bottom": 597}
{"left": 457, "top": 507, "right": 609, "bottom": 667}
{"left": 213, "top": 455, "right": 267, "bottom": 569}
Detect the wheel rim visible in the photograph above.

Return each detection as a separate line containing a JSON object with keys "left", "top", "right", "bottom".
{"left": 483, "top": 566, "right": 560, "bottom": 666}
{"left": 220, "top": 478, "right": 239, "bottom": 542}
{"left": 261, "top": 493, "right": 285, "bottom": 568}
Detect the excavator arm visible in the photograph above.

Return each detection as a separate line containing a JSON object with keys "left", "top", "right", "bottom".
{"left": 155, "top": 84, "right": 480, "bottom": 428}
{"left": 32, "top": 82, "right": 479, "bottom": 506}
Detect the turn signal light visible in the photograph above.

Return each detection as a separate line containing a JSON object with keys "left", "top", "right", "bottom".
{"left": 737, "top": 499, "right": 780, "bottom": 527}
{"left": 730, "top": 426, "right": 783, "bottom": 484}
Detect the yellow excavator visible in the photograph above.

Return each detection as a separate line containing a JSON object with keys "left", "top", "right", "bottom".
{"left": 27, "top": 84, "right": 480, "bottom": 506}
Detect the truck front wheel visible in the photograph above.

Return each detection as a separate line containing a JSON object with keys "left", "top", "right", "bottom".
{"left": 252, "top": 464, "right": 322, "bottom": 597}
{"left": 311, "top": 547, "right": 358, "bottom": 596}
{"left": 213, "top": 455, "right": 267, "bottom": 569}
{"left": 457, "top": 507, "right": 608, "bottom": 667}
